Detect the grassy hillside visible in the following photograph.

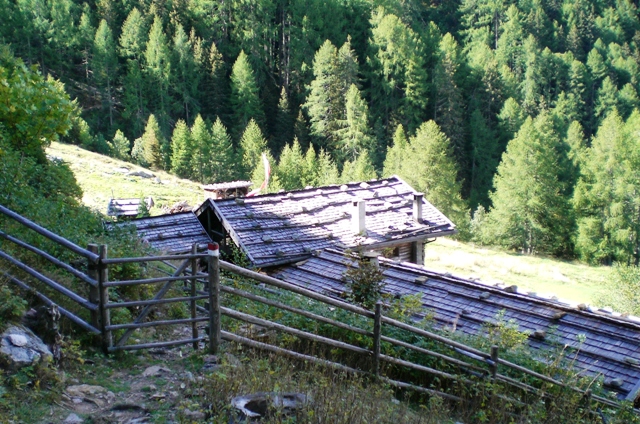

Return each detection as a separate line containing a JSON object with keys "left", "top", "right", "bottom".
{"left": 48, "top": 142, "right": 611, "bottom": 305}
{"left": 47, "top": 142, "right": 207, "bottom": 215}
{"left": 424, "top": 239, "right": 610, "bottom": 305}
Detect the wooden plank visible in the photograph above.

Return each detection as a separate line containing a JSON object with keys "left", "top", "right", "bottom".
{"left": 109, "top": 336, "right": 206, "bottom": 352}
{"left": 106, "top": 316, "right": 208, "bottom": 331}
{"left": 104, "top": 294, "right": 209, "bottom": 309}
{"left": 102, "top": 253, "right": 205, "bottom": 264}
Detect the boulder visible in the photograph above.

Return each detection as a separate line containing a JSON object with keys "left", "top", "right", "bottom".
{"left": 0, "top": 325, "right": 52, "bottom": 370}
{"left": 231, "top": 392, "right": 309, "bottom": 420}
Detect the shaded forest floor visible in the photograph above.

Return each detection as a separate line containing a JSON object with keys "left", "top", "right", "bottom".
{"left": 47, "top": 142, "right": 611, "bottom": 306}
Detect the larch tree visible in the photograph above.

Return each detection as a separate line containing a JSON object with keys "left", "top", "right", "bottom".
{"left": 131, "top": 114, "right": 164, "bottom": 169}
{"left": 277, "top": 137, "right": 305, "bottom": 190}
{"left": 383, "top": 125, "right": 408, "bottom": 178}
{"left": 230, "top": 50, "right": 265, "bottom": 137}
{"left": 340, "top": 150, "right": 377, "bottom": 183}
{"left": 206, "top": 117, "right": 236, "bottom": 183}
{"left": 272, "top": 87, "right": 294, "bottom": 156}
{"left": 119, "top": 7, "right": 148, "bottom": 137}
{"left": 190, "top": 115, "right": 211, "bottom": 182}
{"left": 92, "top": 20, "right": 118, "bottom": 131}
{"left": 573, "top": 110, "right": 640, "bottom": 265}
{"left": 239, "top": 119, "right": 268, "bottom": 180}
{"left": 335, "top": 84, "right": 373, "bottom": 163}
{"left": 170, "top": 119, "right": 192, "bottom": 178}
{"left": 316, "top": 148, "right": 340, "bottom": 186}
{"left": 171, "top": 24, "right": 199, "bottom": 124}
{"left": 110, "top": 130, "right": 131, "bottom": 161}
{"left": 396, "top": 121, "right": 470, "bottom": 234}
{"left": 481, "top": 113, "right": 573, "bottom": 255}
{"left": 144, "top": 15, "right": 172, "bottom": 134}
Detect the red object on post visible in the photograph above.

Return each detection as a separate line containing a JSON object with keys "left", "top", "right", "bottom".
{"left": 208, "top": 242, "right": 220, "bottom": 257}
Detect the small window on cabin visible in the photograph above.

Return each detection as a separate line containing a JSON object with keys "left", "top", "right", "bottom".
{"left": 383, "top": 247, "right": 400, "bottom": 258}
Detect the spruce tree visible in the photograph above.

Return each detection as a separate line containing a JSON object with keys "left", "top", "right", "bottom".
{"left": 170, "top": 120, "right": 192, "bottom": 178}
{"left": 481, "top": 113, "right": 573, "bottom": 255}
{"left": 231, "top": 50, "right": 264, "bottom": 137}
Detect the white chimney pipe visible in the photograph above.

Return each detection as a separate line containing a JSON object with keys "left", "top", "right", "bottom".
{"left": 352, "top": 199, "right": 366, "bottom": 234}
{"left": 413, "top": 193, "right": 423, "bottom": 222}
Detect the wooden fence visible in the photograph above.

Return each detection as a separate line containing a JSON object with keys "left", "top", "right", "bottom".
{"left": 0, "top": 204, "right": 628, "bottom": 413}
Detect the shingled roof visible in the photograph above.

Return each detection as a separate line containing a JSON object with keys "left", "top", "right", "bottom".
{"left": 195, "top": 176, "right": 456, "bottom": 268}
{"left": 271, "top": 249, "right": 640, "bottom": 401}
{"left": 116, "top": 212, "right": 212, "bottom": 254}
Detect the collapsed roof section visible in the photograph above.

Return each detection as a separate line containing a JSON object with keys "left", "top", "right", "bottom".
{"left": 195, "top": 176, "right": 456, "bottom": 268}
{"left": 271, "top": 249, "right": 640, "bottom": 402}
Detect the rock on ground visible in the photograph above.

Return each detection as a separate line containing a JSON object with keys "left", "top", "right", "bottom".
{"left": 0, "top": 325, "right": 52, "bottom": 370}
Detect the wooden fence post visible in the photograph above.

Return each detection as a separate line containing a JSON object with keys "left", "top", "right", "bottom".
{"left": 87, "top": 244, "right": 99, "bottom": 329}
{"left": 373, "top": 301, "right": 382, "bottom": 377}
{"left": 190, "top": 244, "right": 198, "bottom": 350}
{"left": 490, "top": 345, "right": 499, "bottom": 379}
{"left": 98, "top": 245, "right": 112, "bottom": 353}
{"left": 208, "top": 243, "right": 221, "bottom": 354}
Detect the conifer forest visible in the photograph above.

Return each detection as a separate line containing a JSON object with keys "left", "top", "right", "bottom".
{"left": 1, "top": 0, "right": 640, "bottom": 265}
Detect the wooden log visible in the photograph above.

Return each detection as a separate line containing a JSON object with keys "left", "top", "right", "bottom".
{"left": 381, "top": 315, "right": 491, "bottom": 360}
{"left": 2, "top": 271, "right": 100, "bottom": 334}
{"left": 103, "top": 273, "right": 199, "bottom": 287}
{"left": 380, "top": 354, "right": 473, "bottom": 385}
{"left": 98, "top": 245, "right": 112, "bottom": 352}
{"left": 102, "top": 253, "right": 206, "bottom": 265}
{"left": 381, "top": 336, "right": 486, "bottom": 373}
{"left": 221, "top": 285, "right": 371, "bottom": 337}
{"left": 104, "top": 294, "right": 209, "bottom": 309}
{"left": 221, "top": 307, "right": 371, "bottom": 356}
{"left": 209, "top": 250, "right": 221, "bottom": 354}
{"left": 106, "top": 316, "right": 208, "bottom": 331}
{"left": 373, "top": 302, "right": 382, "bottom": 376}
{"left": 109, "top": 336, "right": 206, "bottom": 352}
{"left": 190, "top": 244, "right": 199, "bottom": 350}
{"left": 490, "top": 345, "right": 499, "bottom": 379}
{"left": 221, "top": 331, "right": 362, "bottom": 375}
{"left": 88, "top": 244, "right": 100, "bottom": 328}
{"left": 115, "top": 259, "right": 191, "bottom": 347}
{"left": 0, "top": 248, "right": 97, "bottom": 311}
{"left": 0, "top": 230, "right": 97, "bottom": 287}
{"left": 0, "top": 204, "right": 100, "bottom": 263}
{"left": 378, "top": 376, "right": 463, "bottom": 403}
{"left": 219, "top": 260, "right": 374, "bottom": 318}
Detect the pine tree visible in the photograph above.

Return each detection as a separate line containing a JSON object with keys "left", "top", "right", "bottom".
{"left": 335, "top": 84, "right": 373, "bottom": 163}
{"left": 316, "top": 148, "right": 340, "bottom": 186}
{"left": 144, "top": 15, "right": 171, "bottom": 134}
{"left": 272, "top": 87, "right": 294, "bottom": 156}
{"left": 206, "top": 117, "right": 236, "bottom": 183}
{"left": 119, "top": 8, "right": 148, "bottom": 137}
{"left": 239, "top": 119, "right": 268, "bottom": 179}
{"left": 573, "top": 110, "right": 640, "bottom": 265}
{"left": 382, "top": 125, "right": 408, "bottom": 177}
{"left": 110, "top": 130, "right": 131, "bottom": 161}
{"left": 277, "top": 138, "right": 305, "bottom": 190}
{"left": 469, "top": 109, "right": 500, "bottom": 209}
{"left": 171, "top": 24, "right": 199, "bottom": 123}
{"left": 396, "top": 121, "right": 470, "bottom": 233}
{"left": 231, "top": 50, "right": 265, "bottom": 137}
{"left": 433, "top": 33, "right": 465, "bottom": 163}
{"left": 301, "top": 144, "right": 319, "bottom": 187}
{"left": 190, "top": 115, "right": 211, "bottom": 181}
{"left": 132, "top": 114, "right": 163, "bottom": 169}
{"left": 170, "top": 120, "right": 192, "bottom": 178}
{"left": 481, "top": 113, "right": 573, "bottom": 255}
{"left": 341, "top": 150, "right": 377, "bottom": 183}
{"left": 92, "top": 20, "right": 118, "bottom": 131}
